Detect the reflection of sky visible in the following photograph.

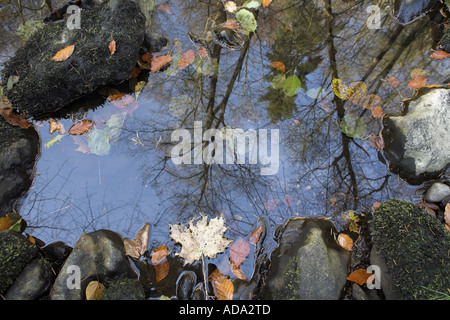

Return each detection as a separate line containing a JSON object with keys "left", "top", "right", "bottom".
{"left": 3, "top": 0, "right": 448, "bottom": 249}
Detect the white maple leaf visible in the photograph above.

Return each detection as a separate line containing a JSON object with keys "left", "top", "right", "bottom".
{"left": 169, "top": 214, "right": 232, "bottom": 265}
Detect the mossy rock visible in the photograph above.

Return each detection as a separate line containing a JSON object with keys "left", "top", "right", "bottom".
{"left": 370, "top": 199, "right": 450, "bottom": 299}
{"left": 1, "top": 0, "right": 145, "bottom": 118}
{"left": 100, "top": 278, "right": 145, "bottom": 300}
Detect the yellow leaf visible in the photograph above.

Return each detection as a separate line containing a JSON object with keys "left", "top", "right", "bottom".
{"left": 49, "top": 119, "right": 65, "bottom": 134}
{"left": 332, "top": 78, "right": 354, "bottom": 100}
{"left": 85, "top": 281, "right": 105, "bottom": 300}
{"left": 0, "top": 215, "right": 11, "bottom": 231}
{"left": 51, "top": 44, "right": 75, "bottom": 61}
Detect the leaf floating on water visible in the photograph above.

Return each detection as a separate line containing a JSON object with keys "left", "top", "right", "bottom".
{"left": 198, "top": 47, "right": 209, "bottom": 59}
{"left": 224, "top": 1, "right": 237, "bottom": 12}
{"left": 408, "top": 75, "right": 427, "bottom": 89}
{"left": 347, "top": 269, "right": 371, "bottom": 286}
{"left": 49, "top": 119, "right": 65, "bottom": 134}
{"left": 68, "top": 120, "right": 94, "bottom": 135}
{"left": 236, "top": 8, "right": 257, "bottom": 33}
{"left": 262, "top": 0, "right": 272, "bottom": 7}
{"left": 45, "top": 134, "right": 64, "bottom": 148}
{"left": 368, "top": 134, "right": 384, "bottom": 149}
{"left": 270, "top": 74, "right": 285, "bottom": 89}
{"left": 430, "top": 50, "right": 450, "bottom": 59}
{"left": 388, "top": 75, "right": 400, "bottom": 88}
{"left": 332, "top": 78, "right": 354, "bottom": 100}
{"left": 338, "top": 233, "right": 353, "bottom": 251}
{"left": 269, "top": 61, "right": 285, "bottom": 73}
{"left": 362, "top": 94, "right": 381, "bottom": 110}
{"left": 108, "top": 40, "right": 116, "bottom": 55}
{"left": 229, "top": 237, "right": 250, "bottom": 268}
{"left": 178, "top": 49, "right": 196, "bottom": 69}
{"left": 209, "top": 268, "right": 234, "bottom": 300}
{"left": 152, "top": 244, "right": 170, "bottom": 283}
{"left": 73, "top": 135, "right": 90, "bottom": 154}
{"left": 282, "top": 74, "right": 302, "bottom": 97}
{"left": 151, "top": 54, "right": 172, "bottom": 72}
{"left": 340, "top": 114, "right": 366, "bottom": 139}
{"left": 249, "top": 225, "right": 263, "bottom": 245}
{"left": 88, "top": 128, "right": 110, "bottom": 156}
{"left": 124, "top": 223, "right": 150, "bottom": 260}
{"left": 85, "top": 281, "right": 105, "bottom": 300}
{"left": 51, "top": 44, "right": 75, "bottom": 61}
{"left": 371, "top": 106, "right": 383, "bottom": 119}
{"left": 224, "top": 19, "right": 240, "bottom": 29}
{"left": 242, "top": 0, "right": 261, "bottom": 9}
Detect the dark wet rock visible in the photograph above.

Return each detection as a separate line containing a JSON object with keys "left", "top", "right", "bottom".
{"left": 369, "top": 199, "right": 450, "bottom": 299}
{"left": 144, "top": 33, "right": 169, "bottom": 53}
{"left": 261, "top": 218, "right": 351, "bottom": 300}
{"left": 381, "top": 88, "right": 450, "bottom": 185}
{"left": 390, "top": 0, "right": 439, "bottom": 25}
{"left": 0, "top": 230, "right": 39, "bottom": 294}
{"left": 176, "top": 270, "right": 197, "bottom": 300}
{"left": 4, "top": 257, "right": 53, "bottom": 300}
{"left": 424, "top": 181, "right": 450, "bottom": 203}
{"left": 50, "top": 229, "right": 137, "bottom": 300}
{"left": 438, "top": 25, "right": 450, "bottom": 53}
{"left": 42, "top": 241, "right": 73, "bottom": 275}
{"left": 0, "top": 118, "right": 40, "bottom": 216}
{"left": 1, "top": 0, "right": 145, "bottom": 118}
{"left": 100, "top": 277, "right": 145, "bottom": 300}
{"left": 351, "top": 283, "right": 380, "bottom": 300}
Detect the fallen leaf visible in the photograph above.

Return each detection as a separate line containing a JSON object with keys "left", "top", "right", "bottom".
{"left": 73, "top": 136, "right": 90, "bottom": 154}
{"left": 108, "top": 40, "right": 116, "bottom": 55}
{"left": 231, "top": 264, "right": 247, "bottom": 280}
{"left": 107, "top": 92, "right": 127, "bottom": 102}
{"left": 431, "top": 50, "right": 450, "bottom": 59}
{"left": 0, "top": 107, "right": 32, "bottom": 129}
{"left": 68, "top": 120, "right": 95, "bottom": 135}
{"left": 408, "top": 75, "right": 427, "bottom": 89}
{"left": 131, "top": 67, "right": 141, "bottom": 78}
{"left": 151, "top": 54, "right": 172, "bottom": 72}
{"left": 224, "top": 19, "right": 240, "bottom": 29}
{"left": 0, "top": 215, "right": 11, "bottom": 231}
{"left": 49, "top": 119, "right": 65, "bottom": 134}
{"left": 224, "top": 1, "right": 237, "bottom": 12}
{"left": 141, "top": 52, "right": 153, "bottom": 63}
{"left": 347, "top": 269, "right": 371, "bottom": 286}
{"left": 373, "top": 202, "right": 381, "bottom": 209}
{"left": 178, "top": 49, "right": 196, "bottom": 69}
{"left": 158, "top": 4, "right": 173, "bottom": 14}
{"left": 388, "top": 75, "right": 400, "bottom": 88}
{"left": 338, "top": 233, "right": 353, "bottom": 251}
{"left": 423, "top": 84, "right": 443, "bottom": 88}
{"left": 362, "top": 94, "right": 381, "bottom": 110}
{"left": 332, "top": 78, "right": 354, "bottom": 100}
{"left": 51, "top": 44, "right": 75, "bottom": 61}
{"left": 229, "top": 237, "right": 250, "bottom": 268}
{"left": 284, "top": 194, "right": 293, "bottom": 207}
{"left": 371, "top": 106, "right": 383, "bottom": 118}
{"left": 445, "top": 203, "right": 450, "bottom": 226}
{"left": 368, "top": 134, "right": 384, "bottom": 149}
{"left": 410, "top": 68, "right": 429, "bottom": 78}
{"left": 198, "top": 47, "right": 209, "bottom": 59}
{"left": 85, "top": 281, "right": 105, "bottom": 300}
{"left": 152, "top": 244, "right": 170, "bottom": 283}
{"left": 249, "top": 225, "right": 263, "bottom": 245}
{"left": 45, "top": 134, "right": 64, "bottom": 148}
{"left": 264, "top": 199, "right": 279, "bottom": 211}
{"left": 209, "top": 268, "right": 234, "bottom": 300}
{"left": 262, "top": 0, "right": 272, "bottom": 7}
{"left": 27, "top": 234, "right": 36, "bottom": 245}
{"left": 269, "top": 61, "right": 285, "bottom": 73}
{"left": 124, "top": 223, "right": 150, "bottom": 259}
{"left": 348, "top": 81, "right": 368, "bottom": 106}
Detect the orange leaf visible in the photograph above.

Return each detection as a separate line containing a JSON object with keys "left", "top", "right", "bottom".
{"left": 269, "top": 61, "right": 285, "bottom": 73}
{"left": 262, "top": 0, "right": 272, "bottom": 7}
{"left": 408, "top": 75, "right": 427, "bottom": 89}
{"left": 109, "top": 40, "right": 116, "bottom": 55}
{"left": 209, "top": 269, "right": 234, "bottom": 300}
{"left": 423, "top": 84, "right": 443, "bottom": 88}
{"left": 124, "top": 223, "right": 150, "bottom": 259}
{"left": 347, "top": 269, "right": 371, "bottom": 286}
{"left": 368, "top": 134, "right": 384, "bottom": 149}
{"left": 231, "top": 264, "right": 247, "bottom": 280}
{"left": 131, "top": 67, "right": 141, "bottom": 78}
{"left": 249, "top": 225, "right": 263, "bottom": 245}
{"left": 51, "top": 44, "right": 75, "bottom": 61}
{"left": 141, "top": 52, "right": 153, "bottom": 63}
{"left": 151, "top": 54, "right": 172, "bottom": 72}
{"left": 178, "top": 49, "right": 196, "bottom": 69}
{"left": 371, "top": 106, "right": 383, "bottom": 118}
{"left": 107, "top": 92, "right": 127, "bottom": 102}
{"left": 152, "top": 244, "right": 170, "bottom": 283}
{"left": 338, "top": 233, "right": 353, "bottom": 251}
{"left": 229, "top": 237, "right": 250, "bottom": 268}
{"left": 445, "top": 203, "right": 450, "bottom": 226}
{"left": 224, "top": 19, "right": 240, "bottom": 29}
{"left": 68, "top": 120, "right": 94, "bottom": 135}
{"left": 373, "top": 201, "right": 381, "bottom": 209}
{"left": 0, "top": 107, "right": 32, "bottom": 129}
{"left": 198, "top": 47, "right": 209, "bottom": 59}
{"left": 49, "top": 119, "right": 65, "bottom": 134}
{"left": 362, "top": 94, "right": 381, "bottom": 110}
{"left": 0, "top": 215, "right": 11, "bottom": 231}
{"left": 430, "top": 50, "right": 450, "bottom": 59}
{"left": 388, "top": 75, "right": 400, "bottom": 88}
{"left": 158, "top": 4, "right": 173, "bottom": 14}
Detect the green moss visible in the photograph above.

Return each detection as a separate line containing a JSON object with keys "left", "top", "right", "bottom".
{"left": 272, "top": 257, "right": 301, "bottom": 300}
{"left": 100, "top": 277, "right": 145, "bottom": 300}
{"left": 370, "top": 199, "right": 450, "bottom": 300}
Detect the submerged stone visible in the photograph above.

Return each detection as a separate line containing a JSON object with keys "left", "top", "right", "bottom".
{"left": 390, "top": 0, "right": 439, "bottom": 25}
{"left": 381, "top": 88, "right": 450, "bottom": 185}
{"left": 1, "top": 0, "right": 145, "bottom": 118}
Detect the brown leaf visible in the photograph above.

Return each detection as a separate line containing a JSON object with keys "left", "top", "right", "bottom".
{"left": 151, "top": 54, "right": 172, "bottom": 73}
{"left": 224, "top": 19, "right": 240, "bottom": 29}
{"left": 131, "top": 67, "right": 141, "bottom": 78}
{"left": 249, "top": 225, "right": 263, "bottom": 245}
{"left": 362, "top": 94, "right": 381, "bottom": 110}
{"left": 51, "top": 44, "right": 75, "bottom": 61}
{"left": 109, "top": 40, "right": 116, "bottom": 55}
{"left": 124, "top": 223, "right": 150, "bottom": 259}
{"left": 262, "top": 0, "right": 272, "bottom": 7}
{"left": 269, "top": 61, "right": 285, "bottom": 73}
{"left": 85, "top": 281, "right": 105, "bottom": 300}
{"left": 368, "top": 134, "right": 384, "bottom": 149}
{"left": 152, "top": 244, "right": 170, "bottom": 283}
{"left": 0, "top": 107, "right": 32, "bottom": 129}
{"left": 49, "top": 119, "right": 65, "bottom": 134}
{"left": 178, "top": 49, "right": 196, "bottom": 70}
{"left": 338, "top": 233, "right": 353, "bottom": 251}
{"left": 445, "top": 203, "right": 450, "bottom": 226}
{"left": 0, "top": 214, "right": 11, "bottom": 231}
{"left": 371, "top": 106, "right": 383, "bottom": 119}
{"left": 68, "top": 120, "right": 94, "bottom": 135}
{"left": 347, "top": 269, "right": 371, "bottom": 286}
{"left": 430, "top": 50, "right": 450, "bottom": 59}
{"left": 231, "top": 264, "right": 247, "bottom": 280}
{"left": 141, "top": 52, "right": 153, "bottom": 63}
{"left": 408, "top": 75, "right": 427, "bottom": 90}
{"left": 229, "top": 237, "right": 250, "bottom": 268}
{"left": 209, "top": 269, "right": 234, "bottom": 300}
{"left": 388, "top": 75, "right": 400, "bottom": 88}
{"left": 198, "top": 47, "right": 209, "bottom": 59}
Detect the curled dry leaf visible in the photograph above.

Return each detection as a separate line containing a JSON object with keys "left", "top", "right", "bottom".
{"left": 124, "top": 223, "right": 150, "bottom": 259}
{"left": 347, "top": 269, "right": 371, "bottom": 286}
{"left": 51, "top": 44, "right": 75, "bottom": 61}
{"left": 152, "top": 244, "right": 170, "bottom": 283}
{"left": 85, "top": 281, "right": 105, "bottom": 300}
{"left": 338, "top": 233, "right": 353, "bottom": 251}
{"left": 68, "top": 120, "right": 95, "bottom": 135}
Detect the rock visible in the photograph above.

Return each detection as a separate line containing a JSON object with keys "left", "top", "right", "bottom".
{"left": 424, "top": 182, "right": 450, "bottom": 203}
{"left": 369, "top": 245, "right": 398, "bottom": 300}
{"left": 390, "top": 0, "right": 439, "bottom": 25}
{"left": 381, "top": 88, "right": 450, "bottom": 185}
{"left": 50, "top": 229, "right": 137, "bottom": 300}
{"left": 100, "top": 278, "right": 145, "bottom": 300}
{"left": 176, "top": 270, "right": 197, "bottom": 300}
{"left": 351, "top": 283, "right": 380, "bottom": 300}
{"left": 4, "top": 257, "right": 53, "bottom": 300}
{"left": 1, "top": 0, "right": 145, "bottom": 118}
{"left": 261, "top": 218, "right": 351, "bottom": 300}
{"left": 369, "top": 199, "right": 450, "bottom": 299}
{"left": 0, "top": 118, "right": 40, "bottom": 216}
{"left": 0, "top": 230, "right": 39, "bottom": 294}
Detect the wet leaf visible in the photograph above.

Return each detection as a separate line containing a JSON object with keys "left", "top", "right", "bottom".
{"left": 68, "top": 120, "right": 94, "bottom": 135}
{"left": 169, "top": 215, "right": 232, "bottom": 265}
{"left": 231, "top": 264, "right": 247, "bottom": 280}
{"left": 236, "top": 9, "right": 257, "bottom": 33}
{"left": 388, "top": 75, "right": 400, "bottom": 88}
{"left": 88, "top": 128, "right": 110, "bottom": 156}
{"left": 209, "top": 269, "right": 234, "bottom": 300}
{"left": 73, "top": 136, "right": 90, "bottom": 154}
{"left": 178, "top": 49, "right": 196, "bottom": 69}
{"left": 45, "top": 134, "right": 64, "bottom": 148}
{"left": 430, "top": 50, "right": 450, "bottom": 59}
{"left": 49, "top": 119, "right": 65, "bottom": 134}
{"left": 340, "top": 114, "right": 366, "bottom": 139}
{"left": 229, "top": 237, "right": 250, "bottom": 268}
{"left": 151, "top": 53, "right": 172, "bottom": 72}
{"left": 108, "top": 40, "right": 116, "bottom": 55}
{"left": 338, "top": 233, "right": 353, "bottom": 251}
{"left": 105, "top": 112, "right": 126, "bottom": 143}
{"left": 408, "top": 75, "right": 427, "bottom": 89}
{"left": 134, "top": 81, "right": 146, "bottom": 100}
{"left": 445, "top": 203, "right": 450, "bottom": 227}
{"left": 124, "top": 223, "right": 150, "bottom": 260}
{"left": 51, "top": 44, "right": 75, "bottom": 61}
{"left": 0, "top": 107, "right": 32, "bottom": 129}
{"left": 198, "top": 47, "right": 209, "bottom": 59}
{"left": 347, "top": 269, "right": 371, "bottom": 286}
{"left": 410, "top": 68, "right": 429, "bottom": 78}
{"left": 0, "top": 215, "right": 11, "bottom": 231}
{"left": 224, "top": 1, "right": 237, "bottom": 12}
{"left": 371, "top": 106, "right": 383, "bottom": 119}
{"left": 362, "top": 94, "right": 381, "bottom": 110}
{"left": 269, "top": 61, "right": 286, "bottom": 73}
{"left": 242, "top": 0, "right": 261, "bottom": 9}
{"left": 332, "top": 78, "right": 354, "bottom": 100}
{"left": 249, "top": 225, "right": 263, "bottom": 245}
{"left": 158, "top": 4, "right": 173, "bottom": 14}
{"left": 306, "top": 87, "right": 326, "bottom": 99}
{"left": 270, "top": 74, "right": 285, "bottom": 89}
{"left": 262, "top": 0, "right": 272, "bottom": 7}
{"left": 107, "top": 92, "right": 127, "bottom": 102}
{"left": 85, "top": 281, "right": 105, "bottom": 300}
{"left": 224, "top": 19, "right": 240, "bottom": 29}
{"left": 282, "top": 74, "right": 302, "bottom": 97}
{"left": 141, "top": 52, "right": 153, "bottom": 63}
{"left": 348, "top": 81, "right": 368, "bottom": 106}
{"left": 152, "top": 244, "right": 170, "bottom": 283}
{"left": 368, "top": 134, "right": 384, "bottom": 149}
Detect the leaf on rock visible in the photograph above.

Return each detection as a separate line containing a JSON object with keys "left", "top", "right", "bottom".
{"left": 0, "top": 107, "right": 32, "bottom": 129}
{"left": 178, "top": 49, "right": 196, "bottom": 69}
{"left": 152, "top": 244, "right": 170, "bottom": 283}
{"left": 85, "top": 281, "right": 105, "bottom": 300}
{"left": 408, "top": 75, "right": 427, "bottom": 89}
{"left": 269, "top": 61, "right": 285, "bottom": 73}
{"left": 229, "top": 237, "right": 250, "bottom": 268}
{"left": 338, "top": 233, "right": 353, "bottom": 251}
{"left": 124, "top": 223, "right": 150, "bottom": 260}
{"left": 151, "top": 54, "right": 172, "bottom": 72}
{"left": 141, "top": 52, "right": 153, "bottom": 63}
{"left": 51, "top": 44, "right": 75, "bottom": 61}
{"left": 249, "top": 225, "right": 263, "bottom": 245}
{"left": 68, "top": 120, "right": 94, "bottom": 135}
{"left": 109, "top": 40, "right": 116, "bottom": 55}
{"left": 347, "top": 269, "right": 371, "bottom": 286}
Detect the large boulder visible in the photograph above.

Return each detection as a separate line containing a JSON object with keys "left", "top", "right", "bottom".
{"left": 261, "top": 218, "right": 351, "bottom": 300}
{"left": 50, "top": 229, "right": 137, "bottom": 300}
{"left": 381, "top": 88, "right": 450, "bottom": 185}
{"left": 1, "top": 0, "right": 145, "bottom": 118}
{"left": 369, "top": 199, "right": 450, "bottom": 299}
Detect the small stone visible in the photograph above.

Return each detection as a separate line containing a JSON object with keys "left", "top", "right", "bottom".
{"left": 424, "top": 182, "right": 450, "bottom": 203}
